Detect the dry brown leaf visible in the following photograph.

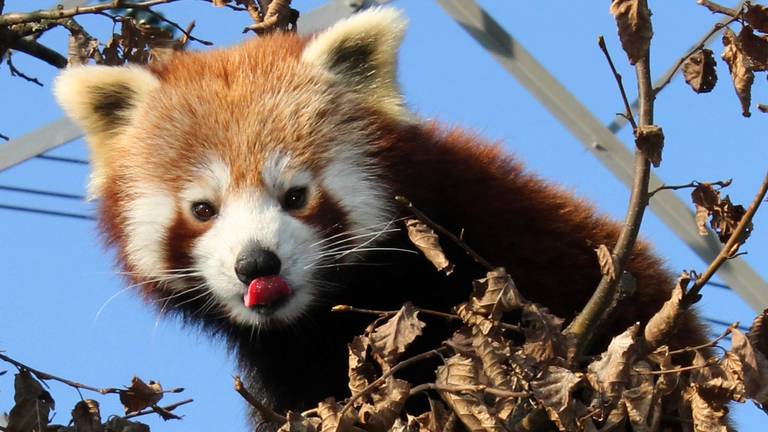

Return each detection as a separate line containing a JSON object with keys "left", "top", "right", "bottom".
{"left": 595, "top": 244, "right": 616, "bottom": 282}
{"left": 348, "top": 336, "right": 374, "bottom": 399}
{"left": 521, "top": 304, "right": 566, "bottom": 362}
{"left": 119, "top": 377, "right": 163, "bottom": 414}
{"left": 470, "top": 268, "right": 525, "bottom": 317}
{"left": 530, "top": 366, "right": 582, "bottom": 432}
{"left": 405, "top": 219, "right": 454, "bottom": 275}
{"left": 691, "top": 183, "right": 720, "bottom": 236}
{"left": 435, "top": 355, "right": 505, "bottom": 432}
{"left": 622, "top": 361, "right": 655, "bottom": 432}
{"left": 683, "top": 48, "right": 718, "bottom": 93}
{"left": 749, "top": 308, "right": 768, "bottom": 358}
{"left": 684, "top": 386, "right": 728, "bottom": 432}
{"left": 278, "top": 411, "right": 321, "bottom": 432}
{"left": 643, "top": 280, "right": 684, "bottom": 351}
{"left": 722, "top": 28, "right": 755, "bottom": 117}
{"left": 359, "top": 378, "right": 411, "bottom": 432}
{"left": 610, "top": 0, "right": 653, "bottom": 65}
{"left": 72, "top": 399, "right": 103, "bottom": 432}
{"left": 472, "top": 332, "right": 512, "bottom": 390}
{"left": 690, "top": 183, "right": 751, "bottom": 245}
{"left": 730, "top": 329, "right": 768, "bottom": 404}
{"left": 649, "top": 347, "right": 680, "bottom": 396}
{"left": 456, "top": 303, "right": 494, "bottom": 336}
{"left": 745, "top": 3, "right": 768, "bottom": 33}
{"left": 739, "top": 26, "right": 768, "bottom": 71}
{"left": 212, "top": 0, "right": 229, "bottom": 6}
{"left": 317, "top": 398, "right": 340, "bottom": 432}
{"left": 104, "top": 416, "right": 150, "bottom": 432}
{"left": 415, "top": 398, "right": 452, "bottom": 432}
{"left": 635, "top": 125, "right": 664, "bottom": 168}
{"left": 390, "top": 416, "right": 423, "bottom": 432}
{"left": 587, "top": 323, "right": 640, "bottom": 405}
{"left": 7, "top": 370, "right": 54, "bottom": 432}
{"left": 370, "top": 302, "right": 426, "bottom": 369}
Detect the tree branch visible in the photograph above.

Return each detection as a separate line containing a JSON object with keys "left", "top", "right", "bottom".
{"left": 565, "top": 0, "right": 656, "bottom": 361}
{"left": 697, "top": 0, "right": 740, "bottom": 17}
{"left": 8, "top": 36, "right": 66, "bottom": 68}
{"left": 234, "top": 375, "right": 286, "bottom": 424}
{"left": 598, "top": 35, "right": 637, "bottom": 131}
{"left": 122, "top": 398, "right": 194, "bottom": 420}
{"left": 0, "top": 0, "right": 182, "bottom": 26}
{"left": 648, "top": 178, "right": 732, "bottom": 198}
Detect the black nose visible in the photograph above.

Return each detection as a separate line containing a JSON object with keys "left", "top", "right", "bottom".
{"left": 235, "top": 246, "right": 282, "bottom": 284}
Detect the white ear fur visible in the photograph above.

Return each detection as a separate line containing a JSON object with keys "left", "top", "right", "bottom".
{"left": 54, "top": 65, "right": 159, "bottom": 198}
{"left": 302, "top": 8, "right": 409, "bottom": 120}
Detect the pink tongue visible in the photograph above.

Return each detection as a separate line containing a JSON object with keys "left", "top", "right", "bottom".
{"left": 244, "top": 276, "right": 291, "bottom": 308}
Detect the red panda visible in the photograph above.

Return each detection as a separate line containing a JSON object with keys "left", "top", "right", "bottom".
{"left": 54, "top": 8, "right": 709, "bottom": 429}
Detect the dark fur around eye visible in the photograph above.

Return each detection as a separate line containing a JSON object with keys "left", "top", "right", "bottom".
{"left": 283, "top": 187, "right": 308, "bottom": 211}
{"left": 191, "top": 201, "right": 217, "bottom": 221}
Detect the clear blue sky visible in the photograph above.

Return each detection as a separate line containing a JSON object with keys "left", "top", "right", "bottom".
{"left": 0, "top": 1, "right": 765, "bottom": 430}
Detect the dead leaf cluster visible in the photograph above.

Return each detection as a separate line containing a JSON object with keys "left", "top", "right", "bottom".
{"left": 690, "top": 182, "right": 752, "bottom": 246}
{"left": 0, "top": 363, "right": 189, "bottom": 432}
{"left": 687, "top": 1, "right": 768, "bottom": 116}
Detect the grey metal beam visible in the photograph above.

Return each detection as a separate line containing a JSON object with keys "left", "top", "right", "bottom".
{"left": 0, "top": 0, "right": 387, "bottom": 172}
{"left": 435, "top": 0, "right": 768, "bottom": 310}
{"left": 0, "top": 118, "right": 82, "bottom": 171}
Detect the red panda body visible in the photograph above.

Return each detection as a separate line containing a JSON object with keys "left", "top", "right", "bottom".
{"left": 54, "top": 8, "right": 709, "bottom": 429}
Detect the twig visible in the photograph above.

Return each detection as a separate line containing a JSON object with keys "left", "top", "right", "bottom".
{"left": 234, "top": 376, "right": 286, "bottom": 424}
{"left": 648, "top": 178, "right": 732, "bottom": 198}
{"left": 598, "top": 35, "right": 637, "bottom": 131}
{"left": 0, "top": 352, "right": 121, "bottom": 394}
{"left": 337, "top": 348, "right": 447, "bottom": 426}
{"left": 685, "top": 171, "right": 768, "bottom": 305}
{"left": 408, "top": 383, "right": 528, "bottom": 399}
{"left": 565, "top": 0, "right": 656, "bottom": 361}
{"left": 667, "top": 322, "right": 736, "bottom": 355}
{"left": 140, "top": 8, "right": 212, "bottom": 45}
{"left": 395, "top": 196, "right": 494, "bottom": 271}
{"left": 697, "top": 0, "right": 741, "bottom": 17}
{"left": 0, "top": 0, "right": 182, "bottom": 26}
{"left": 123, "top": 398, "right": 194, "bottom": 420}
{"left": 6, "top": 51, "right": 42, "bottom": 85}
{"left": 0, "top": 132, "right": 7, "bottom": 140}
{"left": 332, "top": 304, "right": 522, "bottom": 332}
{"left": 758, "top": 103, "right": 768, "bottom": 114}
{"left": 633, "top": 358, "right": 718, "bottom": 375}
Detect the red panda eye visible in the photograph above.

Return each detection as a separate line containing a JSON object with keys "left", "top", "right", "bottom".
{"left": 191, "top": 201, "right": 217, "bottom": 221}
{"left": 283, "top": 187, "right": 308, "bottom": 211}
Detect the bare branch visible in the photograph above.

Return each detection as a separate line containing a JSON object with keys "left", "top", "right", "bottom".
{"left": 408, "top": 383, "right": 529, "bottom": 399}
{"left": 598, "top": 35, "right": 637, "bottom": 131}
{"left": 8, "top": 36, "right": 66, "bottom": 68}
{"left": 566, "top": 0, "right": 657, "bottom": 361}
{"left": 0, "top": 0, "right": 182, "bottom": 26}
{"left": 234, "top": 375, "right": 286, "bottom": 424}
{"left": 122, "top": 398, "right": 194, "bottom": 420}
{"left": 6, "top": 51, "right": 42, "bottom": 85}
{"left": 332, "top": 304, "right": 522, "bottom": 332}
{"left": 648, "top": 178, "right": 732, "bottom": 198}
{"left": 698, "top": 0, "right": 741, "bottom": 17}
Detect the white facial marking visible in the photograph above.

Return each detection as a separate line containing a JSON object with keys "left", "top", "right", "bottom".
{"left": 124, "top": 187, "right": 176, "bottom": 276}
{"left": 322, "top": 147, "right": 393, "bottom": 235}
{"left": 192, "top": 191, "right": 318, "bottom": 327}
{"left": 180, "top": 157, "right": 230, "bottom": 204}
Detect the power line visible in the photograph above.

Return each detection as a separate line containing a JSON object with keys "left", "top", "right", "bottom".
{"left": 0, "top": 184, "right": 85, "bottom": 201}
{"left": 704, "top": 317, "right": 749, "bottom": 332}
{"left": 35, "top": 154, "right": 89, "bottom": 165}
{"left": 0, "top": 203, "right": 94, "bottom": 220}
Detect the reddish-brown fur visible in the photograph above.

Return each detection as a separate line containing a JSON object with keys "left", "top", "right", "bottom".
{"left": 82, "top": 30, "right": 710, "bottom": 430}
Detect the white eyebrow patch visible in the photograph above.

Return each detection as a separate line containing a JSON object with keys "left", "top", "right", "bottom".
{"left": 262, "top": 152, "right": 312, "bottom": 194}
{"left": 180, "top": 157, "right": 231, "bottom": 203}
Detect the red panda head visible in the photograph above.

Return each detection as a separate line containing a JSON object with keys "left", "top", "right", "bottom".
{"left": 54, "top": 9, "right": 410, "bottom": 328}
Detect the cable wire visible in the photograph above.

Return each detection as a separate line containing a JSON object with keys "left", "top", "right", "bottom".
{"left": 0, "top": 184, "right": 85, "bottom": 201}
{"left": 35, "top": 154, "right": 89, "bottom": 165}
{"left": 0, "top": 203, "right": 94, "bottom": 220}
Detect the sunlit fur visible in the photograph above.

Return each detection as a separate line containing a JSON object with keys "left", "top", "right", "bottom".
{"left": 54, "top": 8, "right": 711, "bottom": 430}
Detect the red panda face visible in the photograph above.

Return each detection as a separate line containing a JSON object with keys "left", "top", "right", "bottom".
{"left": 54, "top": 9, "right": 410, "bottom": 328}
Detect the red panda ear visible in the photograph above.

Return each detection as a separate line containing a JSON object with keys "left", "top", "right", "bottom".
{"left": 54, "top": 65, "right": 159, "bottom": 198}
{"left": 302, "top": 8, "right": 409, "bottom": 120}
